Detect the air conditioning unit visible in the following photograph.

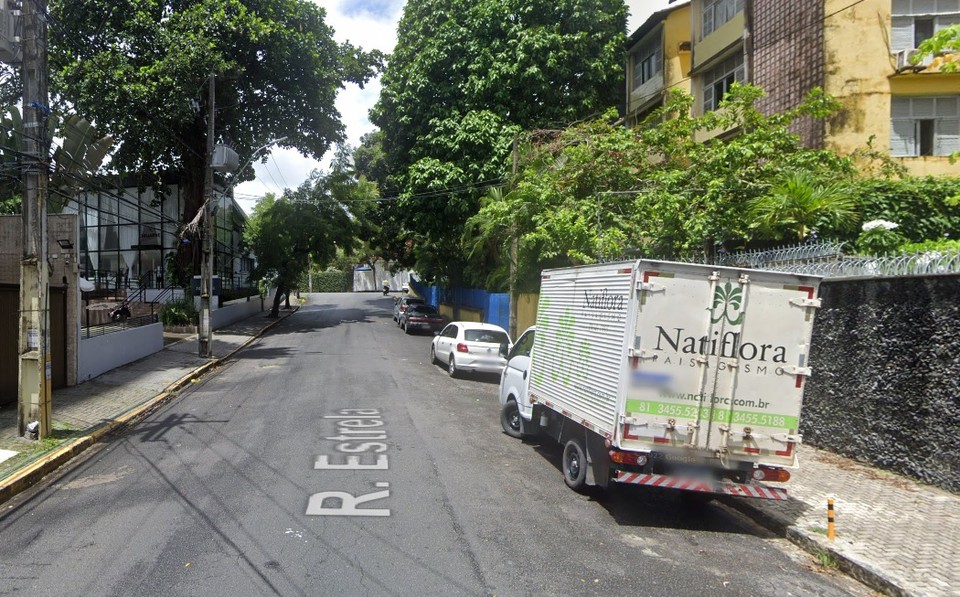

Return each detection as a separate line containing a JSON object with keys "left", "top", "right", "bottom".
{"left": 211, "top": 144, "right": 239, "bottom": 172}
{"left": 895, "top": 48, "right": 933, "bottom": 72}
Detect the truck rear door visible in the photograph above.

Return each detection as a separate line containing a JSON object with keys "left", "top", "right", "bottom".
{"left": 618, "top": 262, "right": 820, "bottom": 468}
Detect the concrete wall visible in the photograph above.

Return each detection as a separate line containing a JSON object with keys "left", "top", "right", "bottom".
{"left": 823, "top": 0, "right": 960, "bottom": 177}
{"left": 78, "top": 322, "right": 164, "bottom": 382}
{"left": 516, "top": 293, "right": 539, "bottom": 334}
{"left": 803, "top": 275, "right": 960, "bottom": 492}
{"left": 211, "top": 296, "right": 264, "bottom": 329}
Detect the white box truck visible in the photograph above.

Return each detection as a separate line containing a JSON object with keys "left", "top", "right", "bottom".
{"left": 497, "top": 260, "right": 822, "bottom": 499}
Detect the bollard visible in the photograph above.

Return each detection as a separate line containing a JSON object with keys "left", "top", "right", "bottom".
{"left": 827, "top": 498, "right": 836, "bottom": 541}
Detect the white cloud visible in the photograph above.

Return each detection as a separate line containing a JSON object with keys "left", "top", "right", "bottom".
{"left": 234, "top": 0, "right": 403, "bottom": 214}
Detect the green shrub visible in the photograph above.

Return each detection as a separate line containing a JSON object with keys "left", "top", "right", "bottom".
{"left": 314, "top": 268, "right": 352, "bottom": 293}
{"left": 898, "top": 238, "right": 960, "bottom": 253}
{"left": 853, "top": 177, "right": 960, "bottom": 243}
{"left": 160, "top": 295, "right": 198, "bottom": 326}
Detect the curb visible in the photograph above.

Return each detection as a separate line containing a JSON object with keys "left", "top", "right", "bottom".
{"left": 722, "top": 497, "right": 911, "bottom": 597}
{"left": 0, "top": 307, "right": 298, "bottom": 507}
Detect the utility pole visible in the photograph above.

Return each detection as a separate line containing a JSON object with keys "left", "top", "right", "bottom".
{"left": 18, "top": 0, "right": 51, "bottom": 438}
{"left": 508, "top": 134, "right": 519, "bottom": 340}
{"left": 198, "top": 73, "right": 215, "bottom": 358}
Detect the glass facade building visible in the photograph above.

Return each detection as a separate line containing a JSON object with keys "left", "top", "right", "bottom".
{"left": 63, "top": 180, "right": 253, "bottom": 292}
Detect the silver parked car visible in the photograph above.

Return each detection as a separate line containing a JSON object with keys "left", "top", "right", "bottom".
{"left": 430, "top": 322, "right": 511, "bottom": 377}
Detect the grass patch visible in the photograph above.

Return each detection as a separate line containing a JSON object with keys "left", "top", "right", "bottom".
{"left": 813, "top": 548, "right": 839, "bottom": 570}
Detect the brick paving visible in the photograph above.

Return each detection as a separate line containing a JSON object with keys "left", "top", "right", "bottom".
{"left": 731, "top": 444, "right": 960, "bottom": 597}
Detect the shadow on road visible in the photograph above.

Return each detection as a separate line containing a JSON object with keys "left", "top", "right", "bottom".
{"left": 527, "top": 439, "right": 783, "bottom": 537}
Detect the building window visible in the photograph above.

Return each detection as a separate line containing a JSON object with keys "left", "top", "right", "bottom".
{"left": 702, "top": 0, "right": 744, "bottom": 38}
{"left": 701, "top": 53, "right": 745, "bottom": 113}
{"left": 891, "top": 0, "right": 960, "bottom": 50}
{"left": 890, "top": 96, "right": 960, "bottom": 157}
{"left": 632, "top": 39, "right": 662, "bottom": 91}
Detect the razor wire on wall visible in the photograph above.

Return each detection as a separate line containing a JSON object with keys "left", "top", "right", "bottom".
{"left": 716, "top": 241, "right": 960, "bottom": 278}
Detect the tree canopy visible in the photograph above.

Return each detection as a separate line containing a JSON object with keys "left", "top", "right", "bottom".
{"left": 50, "top": 0, "right": 382, "bottom": 253}
{"left": 368, "top": 0, "right": 627, "bottom": 286}
{"left": 465, "top": 85, "right": 865, "bottom": 291}
{"left": 244, "top": 161, "right": 368, "bottom": 315}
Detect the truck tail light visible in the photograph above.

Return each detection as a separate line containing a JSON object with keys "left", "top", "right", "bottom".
{"left": 456, "top": 342, "right": 469, "bottom": 353}
{"left": 609, "top": 450, "right": 647, "bottom": 467}
{"left": 753, "top": 466, "right": 791, "bottom": 483}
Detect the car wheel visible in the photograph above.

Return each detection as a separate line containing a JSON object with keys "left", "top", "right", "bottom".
{"left": 430, "top": 345, "right": 438, "bottom": 365}
{"left": 404, "top": 322, "right": 412, "bottom": 335}
{"left": 563, "top": 437, "right": 588, "bottom": 492}
{"left": 500, "top": 399, "right": 523, "bottom": 439}
{"left": 448, "top": 355, "right": 458, "bottom": 378}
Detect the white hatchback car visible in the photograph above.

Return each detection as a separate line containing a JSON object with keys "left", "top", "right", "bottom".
{"left": 431, "top": 322, "right": 511, "bottom": 377}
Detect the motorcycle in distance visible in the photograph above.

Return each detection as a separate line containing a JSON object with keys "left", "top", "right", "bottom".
{"left": 382, "top": 281, "right": 390, "bottom": 296}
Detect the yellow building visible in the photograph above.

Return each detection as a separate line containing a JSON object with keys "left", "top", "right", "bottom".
{"left": 824, "top": 0, "right": 960, "bottom": 176}
{"left": 624, "top": 1, "right": 692, "bottom": 126}
{"left": 635, "top": 1, "right": 959, "bottom": 175}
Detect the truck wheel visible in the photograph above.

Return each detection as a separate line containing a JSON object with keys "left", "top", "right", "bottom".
{"left": 500, "top": 400, "right": 523, "bottom": 438}
{"left": 448, "top": 355, "right": 458, "bottom": 378}
{"left": 562, "top": 438, "right": 588, "bottom": 491}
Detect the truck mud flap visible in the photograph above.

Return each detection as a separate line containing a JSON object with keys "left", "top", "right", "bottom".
{"left": 614, "top": 471, "right": 788, "bottom": 500}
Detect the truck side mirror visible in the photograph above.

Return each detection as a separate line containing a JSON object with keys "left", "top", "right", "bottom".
{"left": 499, "top": 343, "right": 509, "bottom": 359}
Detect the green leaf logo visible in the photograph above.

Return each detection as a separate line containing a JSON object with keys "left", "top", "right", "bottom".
{"left": 711, "top": 282, "right": 745, "bottom": 326}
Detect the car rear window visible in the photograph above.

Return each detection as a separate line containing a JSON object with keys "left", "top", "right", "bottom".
{"left": 404, "top": 298, "right": 424, "bottom": 306}
{"left": 464, "top": 330, "right": 509, "bottom": 344}
{"left": 409, "top": 305, "right": 438, "bottom": 315}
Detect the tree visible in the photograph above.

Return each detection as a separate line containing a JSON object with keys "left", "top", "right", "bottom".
{"left": 0, "top": 106, "right": 113, "bottom": 212}
{"left": 50, "top": 0, "right": 382, "bottom": 269}
{"left": 747, "top": 172, "right": 858, "bottom": 241}
{"left": 913, "top": 24, "right": 960, "bottom": 73}
{"left": 465, "top": 85, "right": 861, "bottom": 290}
{"left": 245, "top": 188, "right": 354, "bottom": 317}
{"left": 369, "top": 0, "right": 627, "bottom": 285}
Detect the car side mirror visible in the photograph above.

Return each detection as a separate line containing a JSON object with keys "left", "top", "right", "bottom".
{"left": 499, "top": 343, "right": 509, "bottom": 359}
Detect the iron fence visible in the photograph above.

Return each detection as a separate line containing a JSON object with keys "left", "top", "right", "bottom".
{"left": 83, "top": 314, "right": 159, "bottom": 338}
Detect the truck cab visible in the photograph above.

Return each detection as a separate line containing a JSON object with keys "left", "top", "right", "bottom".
{"left": 498, "top": 326, "right": 536, "bottom": 438}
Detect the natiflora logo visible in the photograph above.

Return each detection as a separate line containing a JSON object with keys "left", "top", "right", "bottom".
{"left": 583, "top": 289, "right": 624, "bottom": 311}
{"left": 654, "top": 327, "right": 787, "bottom": 363}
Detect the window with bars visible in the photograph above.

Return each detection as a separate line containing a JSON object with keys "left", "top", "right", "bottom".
{"left": 890, "top": 96, "right": 960, "bottom": 157}
{"left": 632, "top": 38, "right": 662, "bottom": 91}
{"left": 701, "top": 53, "right": 745, "bottom": 113}
{"left": 891, "top": 0, "right": 960, "bottom": 50}
{"left": 702, "top": 0, "right": 744, "bottom": 38}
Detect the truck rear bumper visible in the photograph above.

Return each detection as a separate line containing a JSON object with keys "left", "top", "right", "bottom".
{"left": 614, "top": 471, "right": 788, "bottom": 500}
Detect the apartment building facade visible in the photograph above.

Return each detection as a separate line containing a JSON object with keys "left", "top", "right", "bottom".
{"left": 624, "top": 1, "right": 691, "bottom": 126}
{"left": 630, "top": 0, "right": 959, "bottom": 175}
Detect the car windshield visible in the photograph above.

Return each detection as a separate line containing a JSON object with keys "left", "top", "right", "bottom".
{"left": 464, "top": 330, "right": 509, "bottom": 344}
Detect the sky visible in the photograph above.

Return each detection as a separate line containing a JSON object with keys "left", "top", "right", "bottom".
{"left": 233, "top": 0, "right": 673, "bottom": 214}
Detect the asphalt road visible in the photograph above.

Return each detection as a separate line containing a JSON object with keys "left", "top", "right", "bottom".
{"left": 0, "top": 293, "right": 869, "bottom": 596}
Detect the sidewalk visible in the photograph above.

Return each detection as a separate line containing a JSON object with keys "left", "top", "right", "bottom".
{"left": 0, "top": 308, "right": 296, "bottom": 500}
{"left": 726, "top": 444, "right": 960, "bottom": 597}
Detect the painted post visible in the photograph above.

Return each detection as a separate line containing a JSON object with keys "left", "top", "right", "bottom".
{"left": 827, "top": 499, "right": 836, "bottom": 541}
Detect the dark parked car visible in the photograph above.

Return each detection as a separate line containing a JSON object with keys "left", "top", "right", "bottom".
{"left": 393, "top": 296, "right": 425, "bottom": 324}
{"left": 400, "top": 304, "right": 444, "bottom": 334}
